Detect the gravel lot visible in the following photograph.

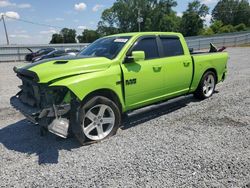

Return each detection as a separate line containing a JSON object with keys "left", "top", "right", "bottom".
{"left": 0, "top": 47, "right": 249, "bottom": 187}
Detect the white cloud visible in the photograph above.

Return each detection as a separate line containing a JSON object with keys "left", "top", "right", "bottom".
{"left": 0, "top": 11, "right": 20, "bottom": 19}
{"left": 40, "top": 28, "right": 57, "bottom": 34}
{"left": 46, "top": 17, "right": 64, "bottom": 22}
{"left": 177, "top": 12, "right": 183, "bottom": 17}
{"left": 14, "top": 29, "right": 27, "bottom": 34}
{"left": 74, "top": 3, "right": 87, "bottom": 11}
{"left": 201, "top": 0, "right": 217, "bottom": 5}
{"left": 92, "top": 4, "right": 104, "bottom": 12}
{"left": 0, "top": 0, "right": 31, "bottom": 8}
{"left": 55, "top": 17, "right": 64, "bottom": 21}
{"left": 73, "top": 19, "right": 79, "bottom": 23}
{"left": 0, "top": 0, "right": 15, "bottom": 7}
{"left": 9, "top": 34, "right": 30, "bottom": 38}
{"left": 202, "top": 14, "right": 212, "bottom": 26}
{"left": 18, "top": 3, "right": 31, "bottom": 8}
{"left": 77, "top": 25, "right": 87, "bottom": 30}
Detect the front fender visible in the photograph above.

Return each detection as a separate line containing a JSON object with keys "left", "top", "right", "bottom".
{"left": 50, "top": 65, "right": 125, "bottom": 110}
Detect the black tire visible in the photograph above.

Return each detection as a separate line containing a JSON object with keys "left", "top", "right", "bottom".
{"left": 194, "top": 71, "right": 216, "bottom": 100}
{"left": 74, "top": 96, "right": 121, "bottom": 145}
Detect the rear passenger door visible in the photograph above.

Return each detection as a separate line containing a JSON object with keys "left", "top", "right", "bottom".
{"left": 121, "top": 36, "right": 165, "bottom": 107}
{"left": 159, "top": 36, "right": 193, "bottom": 95}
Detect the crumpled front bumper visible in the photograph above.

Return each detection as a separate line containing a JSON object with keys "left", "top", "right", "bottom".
{"left": 10, "top": 95, "right": 40, "bottom": 124}
{"left": 10, "top": 95, "right": 71, "bottom": 124}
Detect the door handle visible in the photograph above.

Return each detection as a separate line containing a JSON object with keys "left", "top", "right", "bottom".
{"left": 153, "top": 66, "right": 162, "bottom": 72}
{"left": 183, "top": 62, "right": 191, "bottom": 67}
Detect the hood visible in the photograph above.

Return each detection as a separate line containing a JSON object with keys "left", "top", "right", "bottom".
{"left": 16, "top": 56, "right": 112, "bottom": 83}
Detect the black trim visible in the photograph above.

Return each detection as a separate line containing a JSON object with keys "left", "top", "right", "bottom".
{"left": 158, "top": 35, "right": 184, "bottom": 58}
{"left": 126, "top": 35, "right": 160, "bottom": 57}
{"left": 156, "top": 36, "right": 164, "bottom": 58}
{"left": 14, "top": 66, "right": 40, "bottom": 82}
{"left": 159, "top": 35, "right": 179, "bottom": 39}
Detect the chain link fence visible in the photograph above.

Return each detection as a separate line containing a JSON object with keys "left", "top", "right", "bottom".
{"left": 0, "top": 32, "right": 249, "bottom": 62}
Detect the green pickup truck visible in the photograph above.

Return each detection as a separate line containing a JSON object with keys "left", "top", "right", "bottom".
{"left": 11, "top": 32, "right": 228, "bottom": 145}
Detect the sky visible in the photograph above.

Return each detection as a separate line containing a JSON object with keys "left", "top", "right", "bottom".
{"left": 0, "top": 0, "right": 218, "bottom": 45}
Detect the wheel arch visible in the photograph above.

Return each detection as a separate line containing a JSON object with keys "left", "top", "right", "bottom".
{"left": 82, "top": 88, "right": 123, "bottom": 113}
{"left": 203, "top": 68, "right": 218, "bottom": 84}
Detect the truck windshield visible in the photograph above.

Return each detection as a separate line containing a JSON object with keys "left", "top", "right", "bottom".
{"left": 78, "top": 36, "right": 131, "bottom": 59}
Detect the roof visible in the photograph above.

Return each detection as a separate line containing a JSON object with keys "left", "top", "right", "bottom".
{"left": 108, "top": 32, "right": 181, "bottom": 38}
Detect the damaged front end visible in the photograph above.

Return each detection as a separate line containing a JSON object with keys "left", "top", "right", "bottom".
{"left": 10, "top": 67, "right": 79, "bottom": 138}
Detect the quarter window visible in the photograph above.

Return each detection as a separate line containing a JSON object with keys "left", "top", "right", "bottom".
{"left": 132, "top": 38, "right": 159, "bottom": 59}
{"left": 161, "top": 37, "right": 184, "bottom": 57}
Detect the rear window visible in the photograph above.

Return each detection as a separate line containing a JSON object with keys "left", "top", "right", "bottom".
{"left": 161, "top": 37, "right": 184, "bottom": 57}
{"left": 132, "top": 37, "right": 159, "bottom": 59}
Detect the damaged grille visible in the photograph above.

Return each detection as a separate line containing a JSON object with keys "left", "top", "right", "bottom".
{"left": 19, "top": 77, "right": 41, "bottom": 107}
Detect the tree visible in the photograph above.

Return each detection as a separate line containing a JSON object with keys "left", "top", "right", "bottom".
{"left": 50, "top": 33, "right": 63, "bottom": 44}
{"left": 158, "top": 12, "right": 181, "bottom": 32}
{"left": 180, "top": 0, "right": 209, "bottom": 36}
{"left": 97, "top": 0, "right": 179, "bottom": 34}
{"left": 212, "top": 0, "right": 250, "bottom": 26}
{"left": 210, "top": 20, "right": 224, "bottom": 33}
{"left": 234, "top": 23, "right": 247, "bottom": 31}
{"left": 77, "top": 29, "right": 100, "bottom": 43}
{"left": 201, "top": 27, "right": 214, "bottom": 35}
{"left": 50, "top": 28, "right": 77, "bottom": 44}
{"left": 97, "top": 8, "right": 119, "bottom": 36}
{"left": 60, "top": 28, "right": 77, "bottom": 43}
{"left": 218, "top": 24, "right": 235, "bottom": 33}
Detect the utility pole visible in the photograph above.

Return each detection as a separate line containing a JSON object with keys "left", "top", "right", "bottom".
{"left": 137, "top": 9, "right": 143, "bottom": 32}
{"left": 1, "top": 14, "right": 10, "bottom": 45}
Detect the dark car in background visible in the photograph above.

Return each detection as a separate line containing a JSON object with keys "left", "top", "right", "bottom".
{"left": 25, "top": 48, "right": 55, "bottom": 62}
{"left": 32, "top": 49, "right": 79, "bottom": 62}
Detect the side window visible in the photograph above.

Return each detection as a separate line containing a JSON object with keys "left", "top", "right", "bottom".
{"left": 161, "top": 37, "right": 184, "bottom": 57}
{"left": 132, "top": 38, "right": 159, "bottom": 59}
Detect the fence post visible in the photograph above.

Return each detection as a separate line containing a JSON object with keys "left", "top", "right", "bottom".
{"left": 17, "top": 47, "right": 21, "bottom": 61}
{"left": 234, "top": 36, "right": 237, "bottom": 47}
{"left": 198, "top": 39, "right": 201, "bottom": 50}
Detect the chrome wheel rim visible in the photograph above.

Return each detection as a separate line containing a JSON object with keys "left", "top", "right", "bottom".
{"left": 203, "top": 74, "right": 215, "bottom": 97}
{"left": 82, "top": 104, "right": 115, "bottom": 141}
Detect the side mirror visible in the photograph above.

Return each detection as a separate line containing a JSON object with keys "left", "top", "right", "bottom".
{"left": 125, "top": 51, "right": 145, "bottom": 63}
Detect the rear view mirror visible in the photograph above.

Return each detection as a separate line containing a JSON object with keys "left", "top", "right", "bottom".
{"left": 124, "top": 51, "right": 145, "bottom": 63}
{"left": 132, "top": 51, "right": 145, "bottom": 61}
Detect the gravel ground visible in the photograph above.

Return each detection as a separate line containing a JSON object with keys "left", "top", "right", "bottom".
{"left": 0, "top": 47, "right": 249, "bottom": 187}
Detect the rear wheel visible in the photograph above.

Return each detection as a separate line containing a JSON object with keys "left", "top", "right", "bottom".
{"left": 74, "top": 96, "right": 121, "bottom": 145}
{"left": 194, "top": 71, "right": 216, "bottom": 99}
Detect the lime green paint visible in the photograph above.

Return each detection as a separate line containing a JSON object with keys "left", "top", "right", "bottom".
{"left": 131, "top": 51, "right": 145, "bottom": 61}
{"left": 19, "top": 32, "right": 228, "bottom": 112}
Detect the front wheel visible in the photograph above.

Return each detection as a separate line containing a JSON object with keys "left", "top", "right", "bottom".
{"left": 194, "top": 71, "right": 216, "bottom": 100}
{"left": 74, "top": 96, "right": 121, "bottom": 145}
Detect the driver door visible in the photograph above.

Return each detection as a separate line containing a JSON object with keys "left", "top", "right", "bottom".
{"left": 121, "top": 36, "right": 165, "bottom": 108}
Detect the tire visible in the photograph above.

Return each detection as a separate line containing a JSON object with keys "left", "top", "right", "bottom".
{"left": 194, "top": 71, "right": 216, "bottom": 100}
{"left": 74, "top": 96, "right": 121, "bottom": 145}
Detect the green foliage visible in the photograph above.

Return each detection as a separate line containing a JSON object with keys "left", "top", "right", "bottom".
{"left": 77, "top": 29, "right": 100, "bottom": 43}
{"left": 212, "top": 0, "right": 250, "bottom": 26}
{"left": 180, "top": 0, "right": 209, "bottom": 36}
{"left": 158, "top": 12, "right": 181, "bottom": 32}
{"left": 234, "top": 23, "right": 247, "bottom": 31}
{"left": 60, "top": 28, "right": 77, "bottom": 43}
{"left": 210, "top": 20, "right": 224, "bottom": 33}
{"left": 50, "top": 33, "right": 63, "bottom": 44}
{"left": 201, "top": 27, "right": 214, "bottom": 35}
{"left": 50, "top": 28, "right": 77, "bottom": 44}
{"left": 218, "top": 24, "right": 235, "bottom": 33}
{"left": 97, "top": 0, "right": 178, "bottom": 35}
